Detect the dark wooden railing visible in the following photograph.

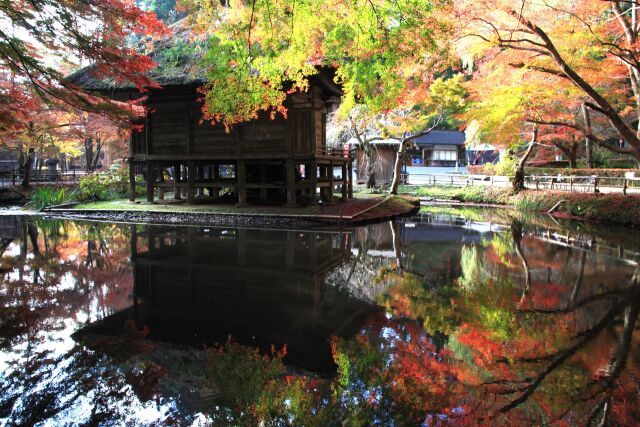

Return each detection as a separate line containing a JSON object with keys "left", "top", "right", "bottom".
{"left": 0, "top": 169, "right": 87, "bottom": 187}
{"left": 316, "top": 146, "right": 356, "bottom": 160}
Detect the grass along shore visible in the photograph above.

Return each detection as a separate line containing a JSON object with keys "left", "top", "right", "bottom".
{"left": 398, "top": 185, "right": 640, "bottom": 226}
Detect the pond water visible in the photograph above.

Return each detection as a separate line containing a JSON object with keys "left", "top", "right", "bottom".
{"left": 0, "top": 208, "right": 639, "bottom": 425}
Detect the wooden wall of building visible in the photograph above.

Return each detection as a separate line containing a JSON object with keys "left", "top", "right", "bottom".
{"left": 132, "top": 87, "right": 327, "bottom": 160}
{"left": 355, "top": 145, "right": 396, "bottom": 184}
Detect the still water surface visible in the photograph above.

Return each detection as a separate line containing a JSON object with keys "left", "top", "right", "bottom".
{"left": 0, "top": 208, "right": 639, "bottom": 425}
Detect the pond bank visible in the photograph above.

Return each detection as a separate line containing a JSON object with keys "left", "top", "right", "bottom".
{"left": 400, "top": 185, "right": 640, "bottom": 226}
{"left": 40, "top": 196, "right": 419, "bottom": 228}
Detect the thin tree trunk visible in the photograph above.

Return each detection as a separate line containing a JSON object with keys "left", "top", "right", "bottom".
{"left": 582, "top": 104, "right": 594, "bottom": 168}
{"left": 512, "top": 125, "right": 538, "bottom": 192}
{"left": 85, "top": 137, "right": 94, "bottom": 172}
{"left": 21, "top": 151, "right": 34, "bottom": 188}
{"left": 389, "top": 138, "right": 407, "bottom": 195}
{"left": 91, "top": 141, "right": 103, "bottom": 170}
{"left": 569, "top": 142, "right": 578, "bottom": 168}
{"left": 364, "top": 144, "right": 376, "bottom": 188}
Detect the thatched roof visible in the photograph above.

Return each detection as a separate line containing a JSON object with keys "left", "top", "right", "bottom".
{"left": 67, "top": 19, "right": 343, "bottom": 98}
{"left": 66, "top": 19, "right": 207, "bottom": 92}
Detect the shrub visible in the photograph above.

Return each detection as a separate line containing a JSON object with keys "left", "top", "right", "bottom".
{"left": 77, "top": 165, "right": 135, "bottom": 201}
{"left": 468, "top": 157, "right": 516, "bottom": 176}
{"left": 493, "top": 155, "right": 517, "bottom": 176}
{"left": 27, "top": 186, "right": 74, "bottom": 210}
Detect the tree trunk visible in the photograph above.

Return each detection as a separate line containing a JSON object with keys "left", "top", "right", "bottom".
{"left": 581, "top": 104, "right": 594, "bottom": 168}
{"left": 84, "top": 137, "right": 96, "bottom": 172}
{"left": 364, "top": 144, "right": 376, "bottom": 188}
{"left": 568, "top": 143, "right": 578, "bottom": 168}
{"left": 512, "top": 125, "right": 538, "bottom": 192}
{"left": 389, "top": 139, "right": 407, "bottom": 195}
{"left": 20, "top": 150, "right": 34, "bottom": 188}
{"left": 91, "top": 141, "right": 103, "bottom": 171}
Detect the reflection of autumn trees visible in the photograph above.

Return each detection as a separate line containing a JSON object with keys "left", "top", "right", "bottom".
{"left": 365, "top": 216, "right": 640, "bottom": 424}
{"left": 0, "top": 218, "right": 137, "bottom": 424}
{"left": 452, "top": 221, "right": 640, "bottom": 425}
{"left": 0, "top": 219, "right": 133, "bottom": 342}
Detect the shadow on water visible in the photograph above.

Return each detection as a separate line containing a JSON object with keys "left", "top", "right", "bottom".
{"left": 0, "top": 208, "right": 639, "bottom": 424}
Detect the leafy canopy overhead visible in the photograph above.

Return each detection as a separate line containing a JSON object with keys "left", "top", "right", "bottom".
{"left": 0, "top": 0, "right": 167, "bottom": 138}
{"left": 185, "top": 0, "right": 453, "bottom": 127}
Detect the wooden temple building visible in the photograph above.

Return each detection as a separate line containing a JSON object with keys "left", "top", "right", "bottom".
{"left": 130, "top": 81, "right": 353, "bottom": 206}
{"left": 68, "top": 45, "right": 353, "bottom": 206}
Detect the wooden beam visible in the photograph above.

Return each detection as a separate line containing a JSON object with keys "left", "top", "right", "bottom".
{"left": 211, "top": 162, "right": 220, "bottom": 200}
{"left": 197, "top": 165, "right": 205, "bottom": 197}
{"left": 158, "top": 165, "right": 165, "bottom": 200}
{"left": 173, "top": 163, "right": 181, "bottom": 200}
{"left": 186, "top": 161, "right": 195, "bottom": 204}
{"left": 328, "top": 161, "right": 334, "bottom": 201}
{"left": 341, "top": 163, "right": 347, "bottom": 201}
{"left": 309, "top": 161, "right": 317, "bottom": 205}
{"left": 347, "top": 160, "right": 353, "bottom": 199}
{"left": 145, "top": 113, "right": 150, "bottom": 156}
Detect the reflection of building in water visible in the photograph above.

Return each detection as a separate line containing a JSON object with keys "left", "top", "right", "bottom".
{"left": 334, "top": 219, "right": 491, "bottom": 301}
{"left": 84, "top": 225, "right": 379, "bottom": 373}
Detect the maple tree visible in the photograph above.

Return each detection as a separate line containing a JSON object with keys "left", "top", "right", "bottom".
{"left": 6, "top": 100, "right": 81, "bottom": 187}
{"left": 456, "top": 0, "right": 640, "bottom": 163}
{"left": 68, "top": 112, "right": 129, "bottom": 172}
{"left": 0, "top": 0, "right": 166, "bottom": 144}
{"left": 185, "top": 0, "right": 455, "bottom": 131}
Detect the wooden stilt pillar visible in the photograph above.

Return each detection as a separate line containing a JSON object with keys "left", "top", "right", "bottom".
{"left": 328, "top": 161, "right": 334, "bottom": 201}
{"left": 181, "top": 165, "right": 188, "bottom": 198}
{"left": 129, "top": 159, "right": 136, "bottom": 202}
{"left": 237, "top": 160, "right": 247, "bottom": 206}
{"left": 285, "top": 159, "right": 296, "bottom": 207}
{"left": 158, "top": 166, "right": 165, "bottom": 200}
{"left": 347, "top": 160, "right": 353, "bottom": 199}
{"left": 309, "top": 161, "right": 317, "bottom": 204}
{"left": 186, "top": 161, "right": 195, "bottom": 204}
{"left": 211, "top": 162, "right": 220, "bottom": 200}
{"left": 173, "top": 163, "right": 181, "bottom": 200}
{"left": 146, "top": 161, "right": 155, "bottom": 203}
{"left": 197, "top": 165, "right": 205, "bottom": 197}
{"left": 341, "top": 163, "right": 348, "bottom": 201}
{"left": 319, "top": 163, "right": 327, "bottom": 201}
